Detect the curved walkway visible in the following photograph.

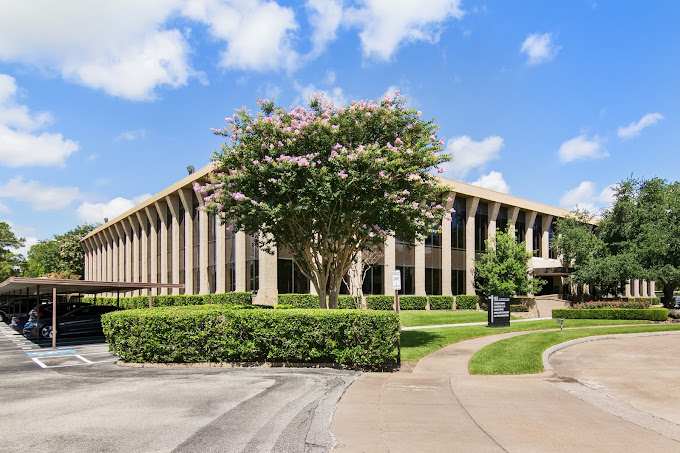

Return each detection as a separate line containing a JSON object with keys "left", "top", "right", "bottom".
{"left": 331, "top": 328, "right": 680, "bottom": 452}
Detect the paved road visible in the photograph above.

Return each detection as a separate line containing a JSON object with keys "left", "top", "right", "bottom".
{"left": 0, "top": 322, "right": 358, "bottom": 453}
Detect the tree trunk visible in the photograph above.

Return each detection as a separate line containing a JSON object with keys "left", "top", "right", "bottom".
{"left": 663, "top": 284, "right": 674, "bottom": 308}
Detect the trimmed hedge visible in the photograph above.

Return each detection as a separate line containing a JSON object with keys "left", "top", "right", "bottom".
{"left": 277, "top": 293, "right": 320, "bottom": 308}
{"left": 553, "top": 308, "right": 669, "bottom": 321}
{"left": 399, "top": 296, "right": 427, "bottom": 310}
{"left": 510, "top": 304, "right": 529, "bottom": 312}
{"left": 83, "top": 292, "right": 253, "bottom": 309}
{"left": 456, "top": 295, "right": 479, "bottom": 310}
{"left": 102, "top": 306, "right": 400, "bottom": 368}
{"left": 366, "top": 295, "right": 394, "bottom": 310}
{"left": 338, "top": 295, "right": 360, "bottom": 309}
{"left": 574, "top": 300, "right": 650, "bottom": 309}
{"left": 428, "top": 296, "right": 454, "bottom": 310}
{"left": 627, "top": 297, "right": 661, "bottom": 305}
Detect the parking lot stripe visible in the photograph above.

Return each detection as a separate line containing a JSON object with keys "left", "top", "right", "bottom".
{"left": 75, "top": 355, "right": 93, "bottom": 364}
{"left": 31, "top": 358, "right": 47, "bottom": 369}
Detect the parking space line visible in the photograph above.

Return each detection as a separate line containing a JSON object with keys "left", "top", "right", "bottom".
{"left": 31, "top": 358, "right": 48, "bottom": 369}
{"left": 75, "top": 354, "right": 93, "bottom": 364}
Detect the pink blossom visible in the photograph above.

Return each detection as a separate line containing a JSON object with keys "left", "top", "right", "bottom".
{"left": 253, "top": 160, "right": 259, "bottom": 165}
{"left": 437, "top": 168, "right": 445, "bottom": 173}
{"left": 338, "top": 170, "right": 348, "bottom": 179}
{"left": 226, "top": 118, "right": 233, "bottom": 124}
{"left": 395, "top": 137, "right": 403, "bottom": 146}
{"left": 402, "top": 189, "right": 410, "bottom": 195}
{"left": 438, "top": 140, "right": 444, "bottom": 146}
{"left": 365, "top": 112, "right": 371, "bottom": 118}
{"left": 444, "top": 214, "right": 452, "bottom": 222}
{"left": 246, "top": 125, "right": 252, "bottom": 133}
{"left": 429, "top": 135, "right": 436, "bottom": 141}
{"left": 379, "top": 171, "right": 387, "bottom": 178}
{"left": 417, "top": 111, "right": 422, "bottom": 117}
{"left": 447, "top": 196, "right": 453, "bottom": 202}
{"left": 232, "top": 192, "right": 246, "bottom": 201}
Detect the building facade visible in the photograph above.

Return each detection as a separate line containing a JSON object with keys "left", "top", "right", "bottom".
{"left": 81, "top": 165, "right": 655, "bottom": 304}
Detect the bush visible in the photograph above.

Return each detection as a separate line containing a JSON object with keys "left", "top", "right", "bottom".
{"left": 456, "top": 295, "right": 479, "bottom": 310}
{"left": 210, "top": 292, "right": 252, "bottom": 306}
{"left": 338, "top": 295, "right": 360, "bottom": 309}
{"left": 575, "top": 300, "right": 650, "bottom": 309}
{"left": 428, "top": 296, "right": 454, "bottom": 310}
{"left": 510, "top": 304, "right": 529, "bottom": 312}
{"left": 277, "top": 293, "right": 320, "bottom": 309}
{"left": 102, "top": 306, "right": 400, "bottom": 368}
{"left": 552, "top": 308, "right": 669, "bottom": 321}
{"left": 399, "top": 296, "right": 427, "bottom": 310}
{"left": 669, "top": 309, "right": 680, "bottom": 319}
{"left": 366, "top": 295, "right": 394, "bottom": 310}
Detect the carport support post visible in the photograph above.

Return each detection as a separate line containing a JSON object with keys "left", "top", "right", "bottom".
{"left": 52, "top": 287, "right": 57, "bottom": 349}
{"left": 117, "top": 291, "right": 120, "bottom": 308}
{"left": 33, "top": 287, "right": 38, "bottom": 341}
{"left": 148, "top": 288, "right": 152, "bottom": 308}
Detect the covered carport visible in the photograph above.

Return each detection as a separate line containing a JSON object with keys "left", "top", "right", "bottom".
{"left": 0, "top": 277, "right": 183, "bottom": 349}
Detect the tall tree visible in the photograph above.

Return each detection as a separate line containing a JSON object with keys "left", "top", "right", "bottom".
{"left": 199, "top": 93, "right": 451, "bottom": 308}
{"left": 23, "top": 239, "right": 61, "bottom": 277}
{"left": 22, "top": 224, "right": 97, "bottom": 279}
{"left": 597, "top": 178, "right": 680, "bottom": 306}
{"left": 0, "top": 222, "right": 25, "bottom": 281}
{"left": 474, "top": 226, "right": 545, "bottom": 302}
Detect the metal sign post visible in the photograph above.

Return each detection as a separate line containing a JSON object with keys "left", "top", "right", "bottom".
{"left": 392, "top": 270, "right": 402, "bottom": 365}
{"left": 488, "top": 295, "right": 511, "bottom": 328}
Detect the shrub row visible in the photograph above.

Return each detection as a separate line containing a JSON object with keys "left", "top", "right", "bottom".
{"left": 102, "top": 306, "right": 400, "bottom": 368}
{"left": 510, "top": 304, "right": 529, "bottom": 312}
{"left": 627, "top": 297, "right": 661, "bottom": 305}
{"left": 276, "top": 293, "right": 319, "bottom": 308}
{"left": 456, "top": 295, "right": 479, "bottom": 310}
{"left": 553, "top": 308, "right": 669, "bottom": 321}
{"left": 574, "top": 300, "right": 651, "bottom": 310}
{"left": 364, "top": 294, "right": 477, "bottom": 310}
{"left": 338, "top": 295, "right": 360, "bottom": 309}
{"left": 83, "top": 292, "right": 253, "bottom": 310}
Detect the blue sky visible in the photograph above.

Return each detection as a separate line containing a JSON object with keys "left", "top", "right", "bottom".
{"left": 1, "top": 1, "right": 678, "bottom": 256}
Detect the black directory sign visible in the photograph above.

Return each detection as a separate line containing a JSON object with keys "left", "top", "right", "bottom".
{"left": 488, "top": 295, "right": 511, "bottom": 327}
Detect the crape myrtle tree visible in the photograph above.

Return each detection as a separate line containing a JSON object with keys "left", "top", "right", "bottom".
{"left": 474, "top": 226, "right": 544, "bottom": 302}
{"left": 597, "top": 178, "right": 680, "bottom": 306}
{"left": 22, "top": 224, "right": 96, "bottom": 279}
{"left": 198, "top": 93, "right": 451, "bottom": 308}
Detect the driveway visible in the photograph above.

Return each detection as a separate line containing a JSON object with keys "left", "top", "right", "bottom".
{"left": 0, "top": 322, "right": 358, "bottom": 453}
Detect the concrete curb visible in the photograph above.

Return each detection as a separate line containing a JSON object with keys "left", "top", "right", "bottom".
{"left": 116, "top": 360, "right": 352, "bottom": 370}
{"left": 542, "top": 330, "right": 680, "bottom": 374}
{"left": 402, "top": 317, "right": 553, "bottom": 331}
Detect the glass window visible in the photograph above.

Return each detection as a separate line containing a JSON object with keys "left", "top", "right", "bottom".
{"left": 451, "top": 197, "right": 466, "bottom": 249}
{"left": 395, "top": 266, "right": 415, "bottom": 295}
{"left": 425, "top": 268, "right": 442, "bottom": 295}
{"left": 277, "top": 247, "right": 309, "bottom": 294}
{"left": 549, "top": 219, "right": 557, "bottom": 259}
{"left": 225, "top": 229, "right": 235, "bottom": 292}
{"left": 362, "top": 264, "right": 384, "bottom": 295}
{"left": 156, "top": 215, "right": 161, "bottom": 293}
{"left": 178, "top": 203, "right": 185, "bottom": 294}
{"left": 425, "top": 224, "right": 442, "bottom": 295}
{"left": 516, "top": 211, "right": 526, "bottom": 245}
{"left": 208, "top": 215, "right": 216, "bottom": 294}
{"left": 475, "top": 202, "right": 488, "bottom": 252}
{"left": 496, "top": 206, "right": 508, "bottom": 234}
{"left": 166, "top": 206, "right": 173, "bottom": 287}
{"left": 533, "top": 214, "right": 542, "bottom": 256}
{"left": 451, "top": 269, "right": 465, "bottom": 296}
{"left": 146, "top": 219, "right": 151, "bottom": 284}
{"left": 192, "top": 193, "right": 200, "bottom": 294}
{"left": 246, "top": 235, "right": 259, "bottom": 292}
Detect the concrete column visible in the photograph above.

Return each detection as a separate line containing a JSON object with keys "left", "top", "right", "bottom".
{"left": 525, "top": 211, "right": 537, "bottom": 255}
{"left": 508, "top": 206, "right": 520, "bottom": 238}
{"left": 383, "top": 236, "right": 396, "bottom": 296}
{"left": 145, "top": 207, "right": 158, "bottom": 286}
{"left": 166, "top": 195, "right": 181, "bottom": 295}
{"left": 215, "top": 223, "right": 226, "bottom": 293}
{"left": 487, "top": 202, "right": 501, "bottom": 242}
{"left": 83, "top": 240, "right": 90, "bottom": 280}
{"left": 195, "top": 195, "right": 209, "bottom": 295}
{"left": 178, "top": 189, "right": 193, "bottom": 295}
{"left": 135, "top": 211, "right": 148, "bottom": 285}
{"left": 633, "top": 279, "right": 641, "bottom": 297}
{"left": 92, "top": 234, "right": 101, "bottom": 281}
{"left": 541, "top": 215, "right": 553, "bottom": 259}
{"left": 641, "top": 280, "right": 649, "bottom": 298}
{"left": 128, "top": 216, "right": 140, "bottom": 290}
{"left": 155, "top": 201, "right": 169, "bottom": 294}
{"left": 123, "top": 219, "right": 132, "bottom": 284}
{"left": 235, "top": 231, "right": 247, "bottom": 292}
{"left": 442, "top": 192, "right": 455, "bottom": 297}
{"left": 465, "top": 197, "right": 480, "bottom": 295}
{"left": 106, "top": 228, "right": 118, "bottom": 283}
{"left": 349, "top": 251, "right": 363, "bottom": 299}
{"left": 649, "top": 281, "right": 656, "bottom": 297}
{"left": 114, "top": 224, "right": 125, "bottom": 282}
{"left": 625, "top": 280, "right": 632, "bottom": 298}
{"left": 415, "top": 240, "right": 426, "bottom": 296}
{"left": 255, "top": 236, "right": 277, "bottom": 305}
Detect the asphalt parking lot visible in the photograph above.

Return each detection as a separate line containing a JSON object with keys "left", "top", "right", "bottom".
{"left": 0, "top": 322, "right": 358, "bottom": 453}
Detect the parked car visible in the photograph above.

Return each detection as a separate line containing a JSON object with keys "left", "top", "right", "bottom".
{"left": 24, "top": 305, "right": 118, "bottom": 339}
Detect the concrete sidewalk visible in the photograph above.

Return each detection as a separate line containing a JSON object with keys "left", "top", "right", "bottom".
{"left": 331, "top": 330, "right": 680, "bottom": 452}
{"left": 401, "top": 317, "right": 553, "bottom": 331}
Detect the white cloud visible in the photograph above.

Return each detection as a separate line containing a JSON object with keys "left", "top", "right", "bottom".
{"left": 440, "top": 135, "right": 504, "bottom": 178}
{"left": 294, "top": 82, "right": 348, "bottom": 108}
{"left": 15, "top": 236, "right": 38, "bottom": 258}
{"left": 0, "top": 177, "right": 81, "bottom": 211}
{"left": 617, "top": 112, "right": 664, "bottom": 140}
{"left": 0, "top": 201, "right": 8, "bottom": 213}
{"left": 344, "top": 0, "right": 464, "bottom": 60}
{"left": 0, "top": 74, "right": 79, "bottom": 167}
{"left": 182, "top": 0, "right": 299, "bottom": 72}
{"left": 306, "top": 0, "right": 343, "bottom": 57}
{"left": 115, "top": 129, "right": 147, "bottom": 142}
{"left": 470, "top": 171, "right": 510, "bottom": 194}
{"left": 521, "top": 32, "right": 560, "bottom": 65}
{"left": 76, "top": 194, "right": 152, "bottom": 224}
{"left": 560, "top": 181, "right": 615, "bottom": 213}
{"left": 0, "top": 1, "right": 198, "bottom": 101}
{"left": 558, "top": 134, "right": 608, "bottom": 163}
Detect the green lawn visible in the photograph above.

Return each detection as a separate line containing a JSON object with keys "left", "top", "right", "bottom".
{"left": 400, "top": 319, "right": 652, "bottom": 362}
{"left": 399, "top": 310, "right": 490, "bottom": 327}
{"left": 468, "top": 324, "right": 680, "bottom": 375}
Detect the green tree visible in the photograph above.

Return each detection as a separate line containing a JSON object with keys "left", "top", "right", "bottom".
{"left": 555, "top": 210, "right": 641, "bottom": 298}
{"left": 57, "top": 224, "right": 97, "bottom": 279}
{"left": 199, "top": 93, "right": 451, "bottom": 308}
{"left": 474, "top": 226, "right": 545, "bottom": 302}
{"left": 23, "top": 239, "right": 61, "bottom": 277}
{"left": 0, "top": 222, "right": 25, "bottom": 281}
{"left": 597, "top": 177, "right": 680, "bottom": 306}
